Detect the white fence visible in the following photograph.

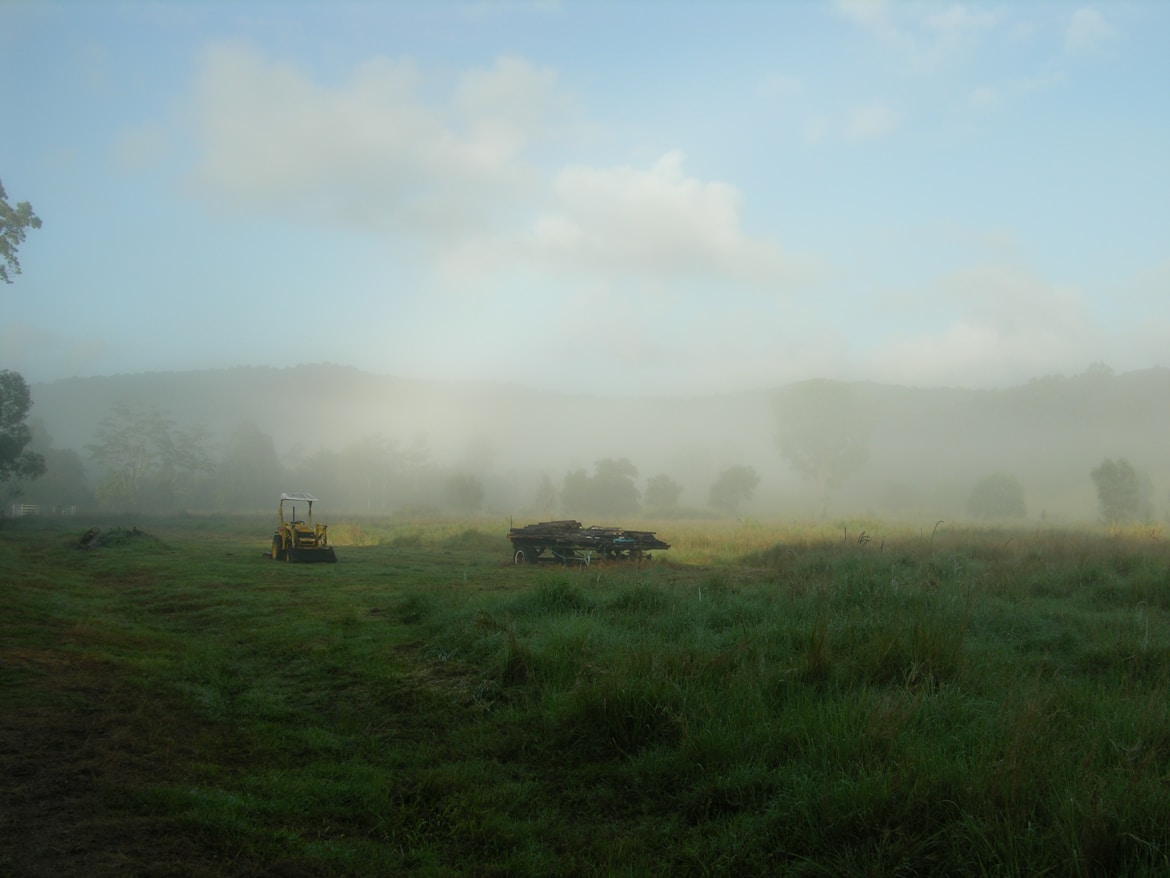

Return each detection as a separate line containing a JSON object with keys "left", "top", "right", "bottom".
{"left": 9, "top": 504, "right": 77, "bottom": 517}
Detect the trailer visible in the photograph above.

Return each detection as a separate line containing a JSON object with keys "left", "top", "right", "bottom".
{"left": 508, "top": 520, "right": 670, "bottom": 565}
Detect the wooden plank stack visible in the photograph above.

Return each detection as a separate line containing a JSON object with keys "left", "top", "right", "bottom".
{"left": 508, "top": 520, "right": 670, "bottom": 564}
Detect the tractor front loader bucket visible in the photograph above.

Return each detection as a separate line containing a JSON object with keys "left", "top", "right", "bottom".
{"left": 286, "top": 545, "right": 337, "bottom": 563}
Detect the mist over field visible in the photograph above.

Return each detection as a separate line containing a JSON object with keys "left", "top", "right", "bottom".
{"left": 12, "top": 363, "right": 1169, "bottom": 525}
{"left": 3, "top": 3, "right": 1168, "bottom": 529}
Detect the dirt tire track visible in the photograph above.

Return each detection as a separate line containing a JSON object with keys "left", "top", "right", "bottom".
{"left": 0, "top": 647, "right": 242, "bottom": 877}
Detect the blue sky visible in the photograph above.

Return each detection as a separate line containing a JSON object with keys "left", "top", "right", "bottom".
{"left": 2, "top": 0, "right": 1167, "bottom": 396}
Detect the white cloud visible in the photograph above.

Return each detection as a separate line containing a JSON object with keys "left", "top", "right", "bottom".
{"left": 454, "top": 55, "right": 566, "bottom": 162}
{"left": 1065, "top": 7, "right": 1115, "bottom": 56}
{"left": 515, "top": 151, "right": 810, "bottom": 287}
{"left": 865, "top": 264, "right": 1102, "bottom": 385}
{"left": 848, "top": 100, "right": 902, "bottom": 139}
{"left": 939, "top": 264, "right": 1086, "bottom": 334}
{"left": 927, "top": 4, "right": 999, "bottom": 40}
{"left": 436, "top": 150, "right": 817, "bottom": 293}
{"left": 187, "top": 44, "right": 555, "bottom": 234}
{"left": 837, "top": 0, "right": 999, "bottom": 69}
{"left": 186, "top": 46, "right": 817, "bottom": 306}
{"left": 835, "top": 0, "right": 891, "bottom": 32}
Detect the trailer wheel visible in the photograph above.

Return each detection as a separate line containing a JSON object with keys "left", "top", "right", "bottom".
{"left": 514, "top": 547, "right": 531, "bottom": 565}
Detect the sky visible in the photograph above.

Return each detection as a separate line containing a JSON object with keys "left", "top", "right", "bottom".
{"left": 1, "top": 0, "right": 1168, "bottom": 397}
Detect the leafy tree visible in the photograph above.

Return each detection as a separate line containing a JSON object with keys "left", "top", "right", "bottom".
{"left": 776, "top": 380, "right": 872, "bottom": 518}
{"left": 158, "top": 423, "right": 213, "bottom": 508}
{"left": 3, "top": 419, "right": 92, "bottom": 510}
{"left": 590, "top": 458, "right": 641, "bottom": 516}
{"left": 285, "top": 446, "right": 342, "bottom": 505}
{"left": 0, "top": 370, "right": 46, "bottom": 484}
{"left": 645, "top": 474, "right": 683, "bottom": 510}
{"left": 561, "top": 467, "right": 592, "bottom": 514}
{"left": 966, "top": 472, "right": 1027, "bottom": 520}
{"left": 87, "top": 401, "right": 211, "bottom": 511}
{"left": 534, "top": 473, "right": 557, "bottom": 516}
{"left": 215, "top": 422, "right": 285, "bottom": 511}
{"left": 1091, "top": 458, "right": 1151, "bottom": 524}
{"left": 561, "top": 458, "right": 641, "bottom": 517}
{"left": 88, "top": 403, "right": 161, "bottom": 508}
{"left": 1, "top": 179, "right": 42, "bottom": 284}
{"left": 398, "top": 433, "right": 434, "bottom": 511}
{"left": 708, "top": 465, "right": 760, "bottom": 514}
{"left": 335, "top": 435, "right": 402, "bottom": 512}
{"left": 445, "top": 471, "right": 485, "bottom": 514}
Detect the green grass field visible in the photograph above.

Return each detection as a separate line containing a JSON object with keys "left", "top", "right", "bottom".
{"left": 3, "top": 515, "right": 1169, "bottom": 876}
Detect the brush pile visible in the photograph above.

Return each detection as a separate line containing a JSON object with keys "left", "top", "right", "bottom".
{"left": 77, "top": 526, "right": 150, "bottom": 549}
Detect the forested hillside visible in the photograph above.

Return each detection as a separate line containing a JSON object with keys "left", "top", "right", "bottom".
{"left": 12, "top": 364, "right": 1169, "bottom": 522}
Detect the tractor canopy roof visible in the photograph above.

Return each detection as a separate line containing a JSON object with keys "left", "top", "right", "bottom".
{"left": 280, "top": 492, "right": 319, "bottom": 503}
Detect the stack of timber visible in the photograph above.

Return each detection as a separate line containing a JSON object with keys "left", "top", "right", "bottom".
{"left": 508, "top": 520, "right": 670, "bottom": 565}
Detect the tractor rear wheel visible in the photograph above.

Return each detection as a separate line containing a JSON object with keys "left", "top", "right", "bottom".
{"left": 271, "top": 536, "right": 284, "bottom": 561}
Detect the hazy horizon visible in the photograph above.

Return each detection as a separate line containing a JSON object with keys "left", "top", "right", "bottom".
{"left": 3, "top": 1, "right": 1168, "bottom": 397}
{"left": 26, "top": 357, "right": 1169, "bottom": 400}
{"left": 13, "top": 361, "right": 1166, "bottom": 527}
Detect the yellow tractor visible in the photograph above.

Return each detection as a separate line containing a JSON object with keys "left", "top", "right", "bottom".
{"left": 270, "top": 492, "right": 337, "bottom": 563}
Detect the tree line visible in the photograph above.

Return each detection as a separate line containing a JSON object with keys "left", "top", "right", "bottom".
{"left": 2, "top": 387, "right": 1160, "bottom": 525}
{"left": 2, "top": 397, "right": 769, "bottom": 517}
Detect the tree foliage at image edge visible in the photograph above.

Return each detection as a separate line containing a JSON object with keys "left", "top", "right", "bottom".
{"left": 0, "top": 370, "right": 46, "bottom": 484}
{"left": 0, "top": 179, "right": 42, "bottom": 284}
